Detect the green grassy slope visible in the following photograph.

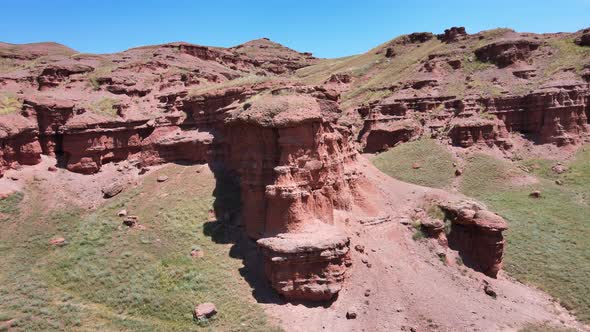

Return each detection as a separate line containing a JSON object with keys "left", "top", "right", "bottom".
{"left": 371, "top": 139, "right": 456, "bottom": 189}
{"left": 0, "top": 165, "right": 280, "bottom": 331}
{"left": 372, "top": 142, "right": 590, "bottom": 323}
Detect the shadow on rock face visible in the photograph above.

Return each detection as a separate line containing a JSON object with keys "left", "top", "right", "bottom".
{"left": 202, "top": 165, "right": 339, "bottom": 308}
{"left": 202, "top": 165, "right": 283, "bottom": 305}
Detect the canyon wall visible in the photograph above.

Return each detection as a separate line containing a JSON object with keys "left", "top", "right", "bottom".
{"left": 358, "top": 84, "right": 589, "bottom": 152}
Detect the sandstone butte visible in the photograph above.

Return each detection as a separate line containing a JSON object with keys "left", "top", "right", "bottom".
{"left": 1, "top": 27, "right": 589, "bottom": 303}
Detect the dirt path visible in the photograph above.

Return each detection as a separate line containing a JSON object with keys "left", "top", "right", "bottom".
{"left": 263, "top": 158, "right": 587, "bottom": 332}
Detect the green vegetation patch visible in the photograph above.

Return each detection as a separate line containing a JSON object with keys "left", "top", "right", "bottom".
{"left": 90, "top": 98, "right": 119, "bottom": 117}
{"left": 0, "top": 93, "right": 23, "bottom": 115}
{"left": 0, "top": 165, "right": 280, "bottom": 331}
{"left": 372, "top": 139, "right": 456, "bottom": 188}
{"left": 544, "top": 37, "right": 590, "bottom": 78}
{"left": 460, "top": 152, "right": 590, "bottom": 323}
{"left": 0, "top": 191, "right": 24, "bottom": 222}
{"left": 188, "top": 75, "right": 275, "bottom": 97}
{"left": 519, "top": 323, "right": 578, "bottom": 332}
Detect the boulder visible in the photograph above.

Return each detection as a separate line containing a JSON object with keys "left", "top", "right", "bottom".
{"left": 346, "top": 310, "right": 357, "bottom": 319}
{"left": 193, "top": 303, "right": 217, "bottom": 320}
{"left": 102, "top": 182, "right": 123, "bottom": 198}
{"left": 49, "top": 237, "right": 67, "bottom": 246}
{"left": 156, "top": 175, "right": 169, "bottom": 182}
{"left": 551, "top": 164, "right": 568, "bottom": 174}
{"left": 257, "top": 224, "right": 351, "bottom": 301}
{"left": 483, "top": 282, "right": 497, "bottom": 298}
{"left": 529, "top": 190, "right": 542, "bottom": 198}
{"left": 123, "top": 216, "right": 139, "bottom": 227}
{"left": 439, "top": 200, "right": 507, "bottom": 278}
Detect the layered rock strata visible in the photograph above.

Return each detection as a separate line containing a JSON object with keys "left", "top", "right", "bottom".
{"left": 358, "top": 85, "right": 589, "bottom": 152}
{"left": 438, "top": 200, "right": 508, "bottom": 278}
{"left": 257, "top": 224, "right": 351, "bottom": 301}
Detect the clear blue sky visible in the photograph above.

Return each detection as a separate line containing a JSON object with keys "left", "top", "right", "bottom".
{"left": 1, "top": 0, "right": 589, "bottom": 58}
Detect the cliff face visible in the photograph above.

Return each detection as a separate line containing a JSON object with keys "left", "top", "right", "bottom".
{"left": 5, "top": 28, "right": 588, "bottom": 302}
{"left": 358, "top": 84, "right": 589, "bottom": 152}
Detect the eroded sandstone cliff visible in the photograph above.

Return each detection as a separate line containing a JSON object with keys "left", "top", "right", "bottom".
{"left": 2, "top": 27, "right": 588, "bottom": 301}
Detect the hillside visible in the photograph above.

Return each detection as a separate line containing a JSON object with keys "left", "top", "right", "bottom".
{"left": 0, "top": 26, "right": 589, "bottom": 331}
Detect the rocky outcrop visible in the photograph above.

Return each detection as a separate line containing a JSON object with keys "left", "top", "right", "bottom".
{"left": 574, "top": 29, "right": 590, "bottom": 47}
{"left": 207, "top": 94, "right": 363, "bottom": 300}
{"left": 357, "top": 85, "right": 589, "bottom": 151}
{"left": 0, "top": 125, "right": 41, "bottom": 177}
{"left": 437, "top": 26, "right": 468, "bottom": 43}
{"left": 438, "top": 200, "right": 508, "bottom": 278}
{"left": 257, "top": 224, "right": 351, "bottom": 301}
{"left": 37, "top": 62, "right": 94, "bottom": 90}
{"left": 474, "top": 39, "right": 540, "bottom": 68}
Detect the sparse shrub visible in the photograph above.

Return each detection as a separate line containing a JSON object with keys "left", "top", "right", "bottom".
{"left": 0, "top": 93, "right": 23, "bottom": 115}
{"left": 90, "top": 98, "right": 119, "bottom": 117}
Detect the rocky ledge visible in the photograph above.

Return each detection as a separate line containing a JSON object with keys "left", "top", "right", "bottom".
{"left": 257, "top": 224, "right": 351, "bottom": 301}
{"left": 439, "top": 200, "right": 508, "bottom": 278}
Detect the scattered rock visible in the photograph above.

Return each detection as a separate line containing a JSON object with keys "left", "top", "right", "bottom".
{"left": 190, "top": 246, "right": 204, "bottom": 258}
{"left": 551, "top": 164, "right": 568, "bottom": 174}
{"left": 555, "top": 179, "right": 563, "bottom": 185}
{"left": 117, "top": 209, "right": 128, "bottom": 217}
{"left": 193, "top": 302, "right": 217, "bottom": 320}
{"left": 421, "top": 217, "right": 444, "bottom": 230}
{"left": 123, "top": 216, "right": 139, "bottom": 227}
{"left": 49, "top": 237, "right": 67, "bottom": 247}
{"left": 529, "top": 190, "right": 542, "bottom": 198}
{"left": 346, "top": 310, "right": 357, "bottom": 319}
{"left": 412, "top": 162, "right": 421, "bottom": 169}
{"left": 102, "top": 182, "right": 123, "bottom": 198}
{"left": 385, "top": 47, "right": 396, "bottom": 58}
{"left": 157, "top": 175, "right": 169, "bottom": 182}
{"left": 455, "top": 168, "right": 463, "bottom": 176}
{"left": 575, "top": 31, "right": 590, "bottom": 47}
{"left": 47, "top": 166, "right": 58, "bottom": 172}
{"left": 8, "top": 175, "right": 18, "bottom": 181}
{"left": 354, "top": 244, "right": 365, "bottom": 253}
{"left": 364, "top": 289, "right": 371, "bottom": 297}
{"left": 483, "top": 284, "right": 497, "bottom": 298}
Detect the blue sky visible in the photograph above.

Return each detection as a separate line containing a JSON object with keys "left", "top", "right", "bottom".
{"left": 1, "top": 0, "right": 589, "bottom": 58}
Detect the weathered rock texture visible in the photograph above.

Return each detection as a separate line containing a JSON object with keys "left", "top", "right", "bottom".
{"left": 257, "top": 224, "right": 351, "bottom": 301}
{"left": 4, "top": 27, "right": 584, "bottom": 300}
{"left": 439, "top": 200, "right": 508, "bottom": 278}
{"left": 358, "top": 85, "right": 589, "bottom": 152}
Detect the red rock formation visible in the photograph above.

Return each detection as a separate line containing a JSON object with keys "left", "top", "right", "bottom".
{"left": 200, "top": 94, "right": 362, "bottom": 300}
{"left": 357, "top": 85, "right": 589, "bottom": 151}
{"left": 257, "top": 224, "right": 351, "bottom": 301}
{"left": 474, "top": 39, "right": 540, "bottom": 68}
{"left": 437, "top": 26, "right": 468, "bottom": 43}
{"left": 574, "top": 28, "right": 590, "bottom": 47}
{"left": 438, "top": 200, "right": 508, "bottom": 278}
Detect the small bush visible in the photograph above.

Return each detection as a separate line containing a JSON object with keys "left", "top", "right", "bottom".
{"left": 0, "top": 93, "right": 22, "bottom": 115}
{"left": 90, "top": 98, "right": 119, "bottom": 117}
